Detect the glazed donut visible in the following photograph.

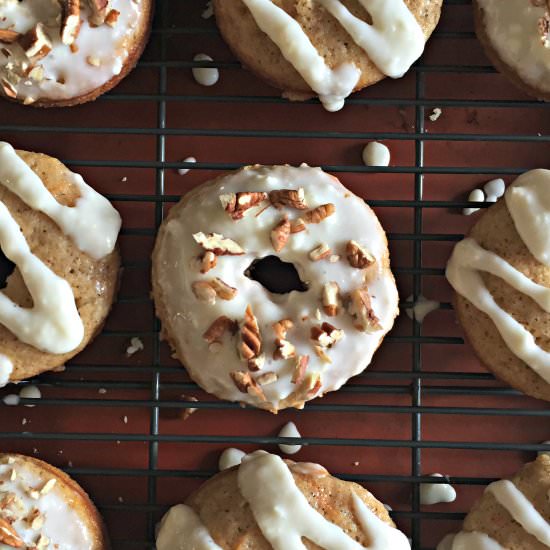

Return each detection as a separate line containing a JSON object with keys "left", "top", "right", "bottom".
{"left": 438, "top": 455, "right": 550, "bottom": 550}
{"left": 474, "top": 0, "right": 550, "bottom": 101}
{"left": 0, "top": 453, "right": 109, "bottom": 549}
{"left": 157, "top": 451, "right": 410, "bottom": 549}
{"left": 0, "top": 141, "right": 121, "bottom": 386}
{"left": 213, "top": 0, "right": 442, "bottom": 111}
{"left": 446, "top": 169, "right": 550, "bottom": 402}
{"left": 152, "top": 165, "right": 399, "bottom": 413}
{"left": 0, "top": 0, "right": 154, "bottom": 107}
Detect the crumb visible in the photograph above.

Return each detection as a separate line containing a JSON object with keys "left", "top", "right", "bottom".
{"left": 182, "top": 395, "right": 199, "bottom": 420}
{"left": 68, "top": 461, "right": 73, "bottom": 467}
{"left": 98, "top": 388, "right": 107, "bottom": 395}
{"left": 201, "top": 0, "right": 213, "bottom": 19}
{"left": 353, "top": 461, "right": 360, "bottom": 466}
{"left": 123, "top": 415, "right": 128, "bottom": 424}
{"left": 429, "top": 107, "right": 442, "bottom": 122}
{"left": 117, "top": 496, "right": 124, "bottom": 503}
{"left": 121, "top": 176, "right": 127, "bottom": 182}
{"left": 126, "top": 337, "right": 144, "bottom": 357}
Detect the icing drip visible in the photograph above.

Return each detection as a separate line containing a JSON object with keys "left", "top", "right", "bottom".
{"left": 237, "top": 451, "right": 410, "bottom": 550}
{"left": 218, "top": 448, "right": 246, "bottom": 470}
{"left": 0, "top": 142, "right": 121, "bottom": 260}
{"left": 240, "top": 0, "right": 425, "bottom": 111}
{"left": 486, "top": 480, "right": 550, "bottom": 546}
{"left": 505, "top": 169, "right": 550, "bottom": 267}
{"left": 447, "top": 238, "right": 550, "bottom": 382}
{"left": 419, "top": 474, "right": 456, "bottom": 505}
{"left": 278, "top": 421, "right": 302, "bottom": 455}
{"left": 156, "top": 504, "right": 223, "bottom": 550}
{"left": 437, "top": 531, "right": 506, "bottom": 550}
{"left": 0, "top": 200, "right": 83, "bottom": 353}
{"left": 0, "top": 354, "right": 13, "bottom": 387}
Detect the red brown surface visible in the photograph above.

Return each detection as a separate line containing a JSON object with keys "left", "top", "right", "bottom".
{"left": 0, "top": 1, "right": 549, "bottom": 549}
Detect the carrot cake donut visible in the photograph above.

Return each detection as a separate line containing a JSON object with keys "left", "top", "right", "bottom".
{"left": 437, "top": 455, "right": 550, "bottom": 550}
{"left": 0, "top": 141, "right": 121, "bottom": 385}
{"left": 213, "top": 0, "right": 442, "bottom": 111}
{"left": 152, "top": 165, "right": 399, "bottom": 412}
{"left": 157, "top": 450, "right": 411, "bottom": 549}
{"left": 446, "top": 169, "right": 550, "bottom": 401}
{"left": 0, "top": 0, "right": 154, "bottom": 107}
{"left": 474, "top": 0, "right": 550, "bottom": 101}
{"left": 0, "top": 452, "right": 110, "bottom": 549}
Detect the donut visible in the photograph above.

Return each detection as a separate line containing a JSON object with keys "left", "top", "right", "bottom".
{"left": 152, "top": 165, "right": 399, "bottom": 413}
{"left": 473, "top": 0, "right": 550, "bottom": 101}
{"left": 156, "top": 450, "right": 411, "bottom": 549}
{"left": 437, "top": 455, "right": 550, "bottom": 550}
{"left": 213, "top": 0, "right": 442, "bottom": 111}
{"left": 0, "top": 452, "right": 109, "bottom": 549}
{"left": 0, "top": 0, "right": 154, "bottom": 107}
{"left": 0, "top": 141, "right": 121, "bottom": 385}
{"left": 446, "top": 169, "right": 550, "bottom": 402}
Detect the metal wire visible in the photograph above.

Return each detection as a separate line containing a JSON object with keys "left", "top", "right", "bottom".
{"left": 1, "top": 1, "right": 550, "bottom": 549}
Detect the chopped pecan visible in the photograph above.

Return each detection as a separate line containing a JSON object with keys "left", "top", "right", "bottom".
{"left": 322, "top": 281, "right": 340, "bottom": 316}
{"left": 203, "top": 316, "right": 238, "bottom": 344}
{"left": 291, "top": 355, "right": 309, "bottom": 385}
{"left": 0, "top": 30, "right": 20, "bottom": 44}
{"left": 248, "top": 354, "right": 265, "bottom": 372}
{"left": 313, "top": 345, "right": 332, "bottom": 364}
{"left": 290, "top": 217, "right": 306, "bottom": 233}
{"left": 346, "top": 240, "right": 375, "bottom": 269}
{"left": 539, "top": 12, "right": 550, "bottom": 47}
{"left": 279, "top": 372, "right": 322, "bottom": 409}
{"left": 104, "top": 9, "right": 120, "bottom": 27}
{"left": 0, "top": 517, "right": 23, "bottom": 548}
{"left": 210, "top": 278, "right": 238, "bottom": 300}
{"left": 309, "top": 243, "right": 331, "bottom": 261}
{"left": 348, "top": 288, "right": 383, "bottom": 332}
{"left": 311, "top": 322, "right": 344, "bottom": 348}
{"left": 269, "top": 188, "right": 308, "bottom": 210}
{"left": 239, "top": 305, "right": 262, "bottom": 369}
{"left": 19, "top": 23, "right": 52, "bottom": 61}
{"left": 273, "top": 319, "right": 295, "bottom": 360}
{"left": 87, "top": 0, "right": 112, "bottom": 25}
{"left": 192, "top": 281, "right": 217, "bottom": 305}
{"left": 303, "top": 203, "right": 335, "bottom": 224}
{"left": 257, "top": 371, "right": 277, "bottom": 385}
{"left": 0, "top": 79, "right": 16, "bottom": 99}
{"left": 230, "top": 371, "right": 266, "bottom": 401}
{"left": 199, "top": 251, "right": 217, "bottom": 273}
{"left": 193, "top": 232, "right": 244, "bottom": 255}
{"left": 220, "top": 191, "right": 268, "bottom": 220}
{"left": 270, "top": 217, "right": 290, "bottom": 252}
{"left": 60, "top": 0, "right": 81, "bottom": 45}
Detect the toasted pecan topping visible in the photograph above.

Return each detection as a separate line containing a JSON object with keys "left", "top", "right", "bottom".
{"left": 348, "top": 288, "right": 383, "bottom": 333}
{"left": 104, "top": 9, "right": 120, "bottom": 27}
{"left": 311, "top": 322, "right": 344, "bottom": 348}
{"left": 230, "top": 371, "right": 266, "bottom": 401}
{"left": 203, "top": 316, "right": 238, "bottom": 344}
{"left": 290, "top": 217, "right": 306, "bottom": 233}
{"left": 60, "top": 0, "right": 81, "bottom": 45}
{"left": 303, "top": 203, "right": 335, "bottom": 224}
{"left": 271, "top": 217, "right": 291, "bottom": 252}
{"left": 199, "top": 251, "right": 217, "bottom": 273}
{"left": 19, "top": 23, "right": 52, "bottom": 61}
{"left": 346, "top": 240, "right": 376, "bottom": 269}
{"left": 291, "top": 355, "right": 309, "bottom": 385}
{"left": 0, "top": 517, "right": 23, "bottom": 548}
{"left": 248, "top": 354, "right": 265, "bottom": 372}
{"left": 192, "top": 281, "right": 217, "bottom": 305}
{"left": 0, "top": 30, "right": 21, "bottom": 44}
{"left": 0, "top": 79, "right": 16, "bottom": 99}
{"left": 309, "top": 243, "right": 331, "bottom": 262}
{"left": 313, "top": 345, "right": 332, "bottom": 364}
{"left": 322, "top": 281, "right": 340, "bottom": 316}
{"left": 210, "top": 278, "right": 238, "bottom": 300}
{"left": 257, "top": 371, "right": 277, "bottom": 385}
{"left": 269, "top": 188, "right": 308, "bottom": 210}
{"left": 193, "top": 232, "right": 245, "bottom": 255}
{"left": 87, "top": 0, "right": 112, "bottom": 25}
{"left": 239, "top": 305, "right": 262, "bottom": 369}
{"left": 220, "top": 191, "right": 268, "bottom": 220}
{"left": 273, "top": 319, "right": 296, "bottom": 360}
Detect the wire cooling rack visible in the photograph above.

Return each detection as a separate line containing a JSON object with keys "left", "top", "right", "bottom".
{"left": 1, "top": 0, "right": 550, "bottom": 548}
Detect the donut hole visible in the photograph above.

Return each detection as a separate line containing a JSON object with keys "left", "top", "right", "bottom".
{"left": 245, "top": 255, "right": 308, "bottom": 294}
{"left": 0, "top": 248, "right": 15, "bottom": 290}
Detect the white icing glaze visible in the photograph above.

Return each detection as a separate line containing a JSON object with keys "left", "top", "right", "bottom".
{"left": 0, "top": 0, "right": 145, "bottom": 102}
{"left": 156, "top": 504, "right": 223, "bottom": 550}
{"left": 218, "top": 448, "right": 246, "bottom": 471}
{"left": 446, "top": 238, "right": 550, "bottom": 383}
{"left": 178, "top": 156, "right": 197, "bottom": 176}
{"left": 486, "top": 479, "right": 550, "bottom": 546}
{"left": 237, "top": 451, "right": 410, "bottom": 550}
{"left": 0, "top": 142, "right": 121, "bottom": 260}
{"left": 0, "top": 199, "right": 83, "bottom": 353}
{"left": 437, "top": 531, "right": 506, "bottom": 550}
{"left": 19, "top": 384, "right": 41, "bottom": 407}
{"left": 505, "top": 169, "right": 550, "bottom": 267}
{"left": 0, "top": 455, "right": 95, "bottom": 548}
{"left": 155, "top": 165, "right": 398, "bottom": 410}
{"left": 278, "top": 421, "right": 302, "bottom": 455}
{"left": 0, "top": 354, "right": 13, "bottom": 388}
{"left": 240, "top": 0, "right": 425, "bottom": 111}
{"left": 362, "top": 142, "right": 390, "bottom": 167}
{"left": 419, "top": 474, "right": 456, "bottom": 505}
{"left": 3, "top": 393, "right": 20, "bottom": 406}
{"left": 405, "top": 294, "right": 439, "bottom": 323}
{"left": 477, "top": 0, "right": 550, "bottom": 93}
{"left": 192, "top": 54, "right": 220, "bottom": 86}
{"left": 463, "top": 188, "right": 485, "bottom": 216}
{"left": 484, "top": 178, "right": 506, "bottom": 200}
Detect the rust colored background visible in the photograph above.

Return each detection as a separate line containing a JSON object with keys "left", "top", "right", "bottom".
{"left": 0, "top": 1, "right": 549, "bottom": 548}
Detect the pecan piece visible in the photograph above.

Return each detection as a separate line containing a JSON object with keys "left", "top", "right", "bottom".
{"left": 291, "top": 355, "right": 309, "bottom": 385}
{"left": 303, "top": 203, "right": 335, "bottom": 224}
{"left": 239, "top": 305, "right": 262, "bottom": 369}
{"left": 248, "top": 354, "right": 265, "bottom": 372}
{"left": 210, "top": 278, "right": 238, "bottom": 300}
{"left": 290, "top": 217, "right": 306, "bottom": 233}
{"left": 257, "top": 371, "right": 277, "bottom": 385}
{"left": 313, "top": 345, "right": 332, "bottom": 364}
{"left": 19, "top": 23, "right": 52, "bottom": 61}
{"left": 230, "top": 371, "right": 266, "bottom": 401}
{"left": 193, "top": 232, "right": 244, "bottom": 255}
{"left": 269, "top": 188, "right": 308, "bottom": 210}
{"left": 311, "top": 322, "right": 344, "bottom": 348}
{"left": 104, "top": 9, "right": 120, "bottom": 27}
{"left": 348, "top": 288, "right": 383, "bottom": 332}
{"left": 220, "top": 191, "right": 268, "bottom": 220}
{"left": 199, "top": 251, "right": 217, "bottom": 273}
{"left": 309, "top": 243, "right": 331, "bottom": 261}
{"left": 0, "top": 517, "right": 23, "bottom": 548}
{"left": 192, "top": 281, "right": 216, "bottom": 305}
{"left": 0, "top": 79, "right": 16, "bottom": 99}
{"left": 322, "top": 281, "right": 340, "bottom": 316}
{"left": 273, "top": 319, "right": 295, "bottom": 360}
{"left": 0, "top": 30, "right": 21, "bottom": 44}
{"left": 203, "top": 316, "right": 238, "bottom": 344}
{"left": 61, "top": 0, "right": 81, "bottom": 45}
{"left": 270, "top": 217, "right": 290, "bottom": 252}
{"left": 346, "top": 240, "right": 376, "bottom": 269}
{"left": 87, "top": 0, "right": 112, "bottom": 25}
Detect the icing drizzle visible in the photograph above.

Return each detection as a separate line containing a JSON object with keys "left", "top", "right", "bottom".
{"left": 437, "top": 531, "right": 506, "bottom": 550}
{"left": 240, "top": 0, "right": 425, "bottom": 111}
{"left": 0, "top": 354, "right": 13, "bottom": 387}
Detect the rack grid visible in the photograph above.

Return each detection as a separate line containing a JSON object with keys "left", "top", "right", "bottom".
{"left": 1, "top": 1, "right": 549, "bottom": 548}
